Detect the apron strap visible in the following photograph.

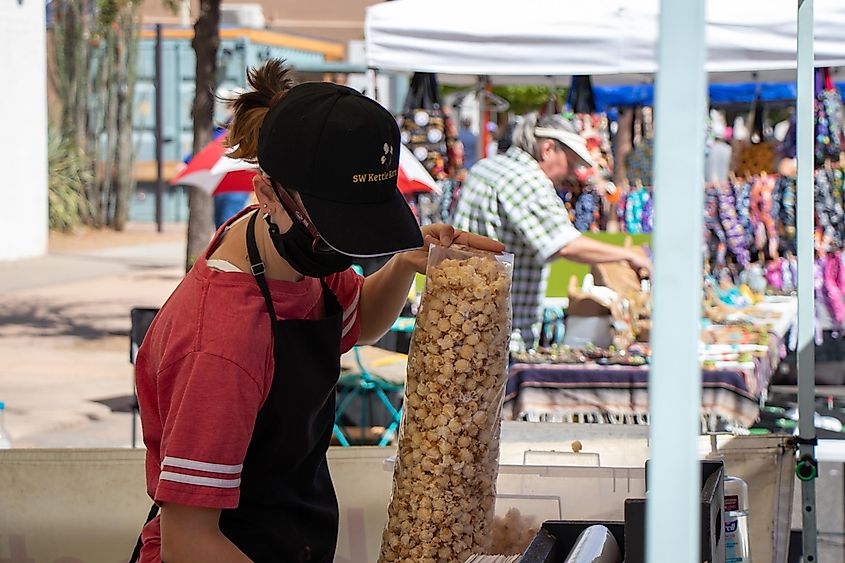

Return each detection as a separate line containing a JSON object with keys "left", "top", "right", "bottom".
{"left": 128, "top": 503, "right": 160, "bottom": 563}
{"left": 246, "top": 211, "right": 280, "bottom": 323}
{"left": 247, "top": 211, "right": 344, "bottom": 322}
{"left": 318, "top": 278, "right": 343, "bottom": 318}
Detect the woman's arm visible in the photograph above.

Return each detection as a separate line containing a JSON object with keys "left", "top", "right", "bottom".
{"left": 357, "top": 225, "right": 505, "bottom": 345}
{"left": 357, "top": 255, "right": 417, "bottom": 345}
{"left": 160, "top": 503, "right": 252, "bottom": 563}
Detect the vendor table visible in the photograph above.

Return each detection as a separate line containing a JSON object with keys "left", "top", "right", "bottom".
{"left": 505, "top": 298, "right": 796, "bottom": 431}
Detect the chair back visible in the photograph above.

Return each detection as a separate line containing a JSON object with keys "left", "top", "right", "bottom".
{"left": 130, "top": 308, "right": 160, "bottom": 365}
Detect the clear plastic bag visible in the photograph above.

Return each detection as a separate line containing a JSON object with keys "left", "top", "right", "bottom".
{"left": 378, "top": 245, "right": 514, "bottom": 563}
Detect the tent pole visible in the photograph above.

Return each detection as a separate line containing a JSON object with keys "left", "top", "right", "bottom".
{"left": 647, "top": 0, "right": 706, "bottom": 561}
{"left": 367, "top": 68, "right": 378, "bottom": 103}
{"left": 479, "top": 76, "right": 490, "bottom": 162}
{"left": 796, "top": 0, "right": 819, "bottom": 560}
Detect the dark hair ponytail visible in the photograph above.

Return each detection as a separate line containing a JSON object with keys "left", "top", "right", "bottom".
{"left": 225, "top": 59, "right": 293, "bottom": 162}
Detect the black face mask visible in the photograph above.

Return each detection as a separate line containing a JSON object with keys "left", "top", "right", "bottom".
{"left": 264, "top": 215, "right": 353, "bottom": 278}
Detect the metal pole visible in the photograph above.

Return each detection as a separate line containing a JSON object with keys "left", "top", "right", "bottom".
{"left": 796, "top": 0, "right": 819, "bottom": 560}
{"left": 647, "top": 0, "right": 706, "bottom": 561}
{"left": 476, "top": 76, "right": 484, "bottom": 163}
{"left": 366, "top": 68, "right": 378, "bottom": 103}
{"left": 478, "top": 76, "right": 489, "bottom": 163}
{"left": 154, "top": 24, "right": 165, "bottom": 234}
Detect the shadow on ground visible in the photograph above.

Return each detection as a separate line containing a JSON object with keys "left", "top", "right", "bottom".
{"left": 0, "top": 300, "right": 132, "bottom": 341}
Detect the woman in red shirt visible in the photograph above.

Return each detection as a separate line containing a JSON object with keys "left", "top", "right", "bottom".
{"left": 131, "top": 60, "right": 502, "bottom": 563}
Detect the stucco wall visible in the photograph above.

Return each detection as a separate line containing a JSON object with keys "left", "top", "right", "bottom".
{"left": 0, "top": 0, "right": 48, "bottom": 261}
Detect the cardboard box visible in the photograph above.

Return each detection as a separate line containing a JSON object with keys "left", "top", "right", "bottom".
{"left": 590, "top": 237, "right": 649, "bottom": 297}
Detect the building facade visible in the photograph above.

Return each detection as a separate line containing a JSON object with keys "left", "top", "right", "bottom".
{"left": 140, "top": 0, "right": 382, "bottom": 44}
{"left": 130, "top": 26, "right": 353, "bottom": 222}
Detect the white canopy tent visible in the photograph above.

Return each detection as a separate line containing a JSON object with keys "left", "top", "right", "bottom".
{"left": 365, "top": 0, "right": 845, "bottom": 83}
{"left": 367, "top": 0, "right": 826, "bottom": 559}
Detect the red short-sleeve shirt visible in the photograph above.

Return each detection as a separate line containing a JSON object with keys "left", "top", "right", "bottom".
{"left": 135, "top": 242, "right": 363, "bottom": 560}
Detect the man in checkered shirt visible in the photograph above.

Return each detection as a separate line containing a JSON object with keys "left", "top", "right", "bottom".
{"left": 454, "top": 113, "right": 651, "bottom": 350}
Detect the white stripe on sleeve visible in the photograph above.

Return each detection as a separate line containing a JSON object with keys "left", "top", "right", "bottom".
{"left": 343, "top": 288, "right": 360, "bottom": 321}
{"left": 342, "top": 310, "right": 358, "bottom": 338}
{"left": 159, "top": 471, "right": 241, "bottom": 489}
{"left": 161, "top": 456, "right": 243, "bottom": 475}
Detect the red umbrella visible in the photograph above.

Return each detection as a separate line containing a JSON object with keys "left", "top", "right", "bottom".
{"left": 170, "top": 131, "right": 256, "bottom": 195}
{"left": 398, "top": 144, "right": 440, "bottom": 195}
{"left": 190, "top": 138, "right": 440, "bottom": 196}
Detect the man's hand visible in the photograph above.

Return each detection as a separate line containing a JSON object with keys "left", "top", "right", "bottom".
{"left": 399, "top": 224, "right": 505, "bottom": 274}
{"left": 626, "top": 249, "right": 652, "bottom": 277}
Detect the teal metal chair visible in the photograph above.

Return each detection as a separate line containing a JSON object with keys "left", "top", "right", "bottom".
{"left": 333, "top": 343, "right": 408, "bottom": 446}
{"left": 333, "top": 266, "right": 414, "bottom": 446}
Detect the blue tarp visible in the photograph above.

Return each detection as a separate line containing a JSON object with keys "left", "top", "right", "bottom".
{"left": 592, "top": 82, "right": 845, "bottom": 110}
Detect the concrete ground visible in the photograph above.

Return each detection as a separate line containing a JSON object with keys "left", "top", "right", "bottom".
{"left": 0, "top": 222, "right": 186, "bottom": 448}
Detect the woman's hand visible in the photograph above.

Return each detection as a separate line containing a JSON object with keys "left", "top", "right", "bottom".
{"left": 399, "top": 224, "right": 505, "bottom": 274}
{"left": 359, "top": 225, "right": 503, "bottom": 344}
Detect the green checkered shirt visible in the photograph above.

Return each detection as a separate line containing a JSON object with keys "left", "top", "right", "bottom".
{"left": 453, "top": 147, "right": 581, "bottom": 347}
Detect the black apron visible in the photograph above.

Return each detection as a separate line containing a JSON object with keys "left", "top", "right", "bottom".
{"left": 131, "top": 210, "right": 343, "bottom": 562}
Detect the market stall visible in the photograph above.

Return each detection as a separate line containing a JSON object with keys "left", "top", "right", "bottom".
{"left": 363, "top": 0, "right": 836, "bottom": 559}
{"left": 365, "top": 0, "right": 845, "bottom": 431}
{"left": 505, "top": 155, "right": 845, "bottom": 429}
{"left": 1, "top": 4, "right": 836, "bottom": 563}
{"left": 506, "top": 297, "right": 797, "bottom": 430}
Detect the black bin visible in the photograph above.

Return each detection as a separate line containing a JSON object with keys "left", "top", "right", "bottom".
{"left": 521, "top": 521, "right": 626, "bottom": 563}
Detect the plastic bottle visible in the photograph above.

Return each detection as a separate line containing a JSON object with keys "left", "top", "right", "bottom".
{"left": 0, "top": 402, "right": 11, "bottom": 449}
{"left": 724, "top": 475, "right": 751, "bottom": 562}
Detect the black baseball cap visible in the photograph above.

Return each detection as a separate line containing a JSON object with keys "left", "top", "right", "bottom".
{"left": 257, "top": 82, "right": 424, "bottom": 258}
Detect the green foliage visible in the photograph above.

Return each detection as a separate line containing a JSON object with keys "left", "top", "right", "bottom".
{"left": 52, "top": 0, "right": 140, "bottom": 230}
{"left": 96, "top": 0, "right": 138, "bottom": 29}
{"left": 440, "top": 84, "right": 569, "bottom": 115}
{"left": 97, "top": 0, "right": 120, "bottom": 28}
{"left": 48, "top": 128, "right": 92, "bottom": 231}
{"left": 491, "top": 85, "right": 568, "bottom": 115}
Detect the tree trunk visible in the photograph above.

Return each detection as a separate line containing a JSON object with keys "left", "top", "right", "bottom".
{"left": 112, "top": 7, "right": 139, "bottom": 231}
{"left": 55, "top": 0, "right": 88, "bottom": 151}
{"left": 185, "top": 0, "right": 221, "bottom": 271}
{"left": 51, "top": 0, "right": 142, "bottom": 231}
{"left": 78, "top": 0, "right": 93, "bottom": 224}
{"left": 100, "top": 26, "right": 120, "bottom": 228}
{"left": 54, "top": 0, "right": 94, "bottom": 225}
{"left": 75, "top": 0, "right": 91, "bottom": 155}
{"left": 54, "top": 2, "right": 78, "bottom": 138}
{"left": 87, "top": 35, "right": 111, "bottom": 228}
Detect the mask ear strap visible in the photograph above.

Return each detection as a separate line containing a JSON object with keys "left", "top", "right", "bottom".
{"left": 269, "top": 179, "right": 322, "bottom": 241}
{"left": 267, "top": 178, "right": 290, "bottom": 214}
